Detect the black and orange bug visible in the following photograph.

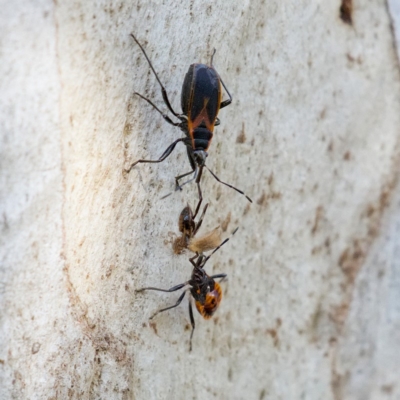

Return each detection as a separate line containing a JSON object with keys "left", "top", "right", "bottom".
{"left": 125, "top": 34, "right": 252, "bottom": 213}
{"left": 136, "top": 228, "right": 238, "bottom": 351}
{"left": 173, "top": 202, "right": 221, "bottom": 256}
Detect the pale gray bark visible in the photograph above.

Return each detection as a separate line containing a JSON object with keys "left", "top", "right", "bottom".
{"left": 1, "top": 1, "right": 400, "bottom": 399}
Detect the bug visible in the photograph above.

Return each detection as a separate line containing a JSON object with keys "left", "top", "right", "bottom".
{"left": 136, "top": 227, "right": 238, "bottom": 351}
{"left": 173, "top": 202, "right": 222, "bottom": 256}
{"left": 125, "top": 34, "right": 252, "bottom": 209}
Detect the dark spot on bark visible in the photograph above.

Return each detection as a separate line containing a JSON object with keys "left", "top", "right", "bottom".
{"left": 228, "top": 368, "right": 233, "bottom": 381}
{"left": 381, "top": 385, "right": 394, "bottom": 394}
{"left": 338, "top": 241, "right": 365, "bottom": 283}
{"left": 340, "top": 0, "right": 352, "bottom": 25}
{"left": 31, "top": 343, "right": 41, "bottom": 354}
{"left": 257, "top": 192, "right": 267, "bottom": 206}
{"left": 311, "top": 206, "right": 324, "bottom": 235}
{"left": 149, "top": 322, "right": 158, "bottom": 335}
{"left": 221, "top": 212, "right": 231, "bottom": 232}
{"left": 236, "top": 123, "right": 246, "bottom": 143}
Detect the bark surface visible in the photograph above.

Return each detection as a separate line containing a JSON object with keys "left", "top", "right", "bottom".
{"left": 1, "top": 1, "right": 400, "bottom": 399}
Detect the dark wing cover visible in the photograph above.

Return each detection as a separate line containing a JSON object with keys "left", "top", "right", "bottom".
{"left": 182, "top": 64, "right": 222, "bottom": 133}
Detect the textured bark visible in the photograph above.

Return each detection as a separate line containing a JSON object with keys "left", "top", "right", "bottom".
{"left": 1, "top": 1, "right": 400, "bottom": 399}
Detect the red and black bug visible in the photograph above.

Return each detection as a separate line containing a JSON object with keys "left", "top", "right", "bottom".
{"left": 126, "top": 34, "right": 252, "bottom": 212}
{"left": 136, "top": 227, "right": 238, "bottom": 351}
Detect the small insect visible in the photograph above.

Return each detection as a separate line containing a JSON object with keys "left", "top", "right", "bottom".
{"left": 125, "top": 34, "right": 252, "bottom": 206}
{"left": 136, "top": 228, "right": 238, "bottom": 351}
{"left": 173, "top": 202, "right": 222, "bottom": 256}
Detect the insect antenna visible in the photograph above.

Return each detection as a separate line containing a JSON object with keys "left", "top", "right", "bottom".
{"left": 210, "top": 48, "right": 217, "bottom": 66}
{"left": 204, "top": 165, "right": 252, "bottom": 203}
{"left": 130, "top": 33, "right": 180, "bottom": 118}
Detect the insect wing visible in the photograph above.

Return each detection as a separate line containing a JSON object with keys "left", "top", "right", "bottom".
{"left": 182, "top": 64, "right": 222, "bottom": 132}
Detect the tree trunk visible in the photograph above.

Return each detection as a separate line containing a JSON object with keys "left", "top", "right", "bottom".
{"left": 1, "top": 1, "right": 400, "bottom": 399}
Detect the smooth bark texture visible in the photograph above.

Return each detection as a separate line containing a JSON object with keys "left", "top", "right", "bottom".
{"left": 1, "top": 1, "right": 400, "bottom": 399}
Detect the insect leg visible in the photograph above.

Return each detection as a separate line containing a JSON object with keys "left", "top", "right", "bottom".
{"left": 205, "top": 165, "right": 252, "bottom": 203}
{"left": 188, "top": 299, "right": 195, "bottom": 352}
{"left": 159, "top": 154, "right": 196, "bottom": 200}
{"left": 192, "top": 203, "right": 208, "bottom": 234}
{"left": 130, "top": 33, "right": 181, "bottom": 118}
{"left": 125, "top": 138, "right": 185, "bottom": 173}
{"left": 135, "top": 282, "right": 187, "bottom": 293}
{"left": 174, "top": 145, "right": 199, "bottom": 191}
{"left": 173, "top": 177, "right": 202, "bottom": 223}
{"left": 209, "top": 273, "right": 227, "bottom": 280}
{"left": 172, "top": 180, "right": 202, "bottom": 227}
{"left": 174, "top": 169, "right": 196, "bottom": 190}
{"left": 203, "top": 227, "right": 239, "bottom": 265}
{"left": 209, "top": 48, "right": 232, "bottom": 109}
{"left": 189, "top": 255, "right": 197, "bottom": 267}
{"left": 149, "top": 291, "right": 187, "bottom": 320}
{"left": 135, "top": 92, "right": 182, "bottom": 127}
{"left": 192, "top": 166, "right": 204, "bottom": 217}
{"left": 189, "top": 253, "right": 200, "bottom": 267}
{"left": 219, "top": 76, "right": 232, "bottom": 109}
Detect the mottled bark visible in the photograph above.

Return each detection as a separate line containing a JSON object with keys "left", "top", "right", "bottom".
{"left": 1, "top": 1, "right": 400, "bottom": 399}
